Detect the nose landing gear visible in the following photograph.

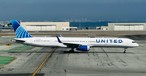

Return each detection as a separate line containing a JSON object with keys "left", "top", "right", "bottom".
{"left": 123, "top": 48, "right": 127, "bottom": 53}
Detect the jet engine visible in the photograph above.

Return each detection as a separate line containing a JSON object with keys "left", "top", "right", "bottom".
{"left": 76, "top": 45, "right": 90, "bottom": 51}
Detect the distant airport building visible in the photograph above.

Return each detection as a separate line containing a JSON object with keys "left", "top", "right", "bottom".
{"left": 96, "top": 26, "right": 108, "bottom": 31}
{"left": 62, "top": 27, "right": 78, "bottom": 31}
{"left": 108, "top": 23, "right": 146, "bottom": 31}
{"left": 20, "top": 22, "right": 69, "bottom": 31}
{"left": 101, "top": 26, "right": 108, "bottom": 31}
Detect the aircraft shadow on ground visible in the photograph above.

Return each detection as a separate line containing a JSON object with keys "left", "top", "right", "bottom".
{"left": 62, "top": 51, "right": 133, "bottom": 54}
{"left": 8, "top": 50, "right": 133, "bottom": 54}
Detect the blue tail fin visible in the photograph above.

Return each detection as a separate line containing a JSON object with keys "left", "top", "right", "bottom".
{"left": 10, "top": 20, "right": 32, "bottom": 38}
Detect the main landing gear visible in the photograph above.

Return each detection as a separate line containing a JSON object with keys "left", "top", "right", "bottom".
{"left": 69, "top": 48, "right": 75, "bottom": 52}
{"left": 123, "top": 48, "right": 127, "bottom": 53}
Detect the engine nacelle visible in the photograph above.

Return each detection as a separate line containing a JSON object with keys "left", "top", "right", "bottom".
{"left": 76, "top": 45, "right": 90, "bottom": 51}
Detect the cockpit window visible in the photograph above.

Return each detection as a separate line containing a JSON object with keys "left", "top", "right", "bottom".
{"left": 132, "top": 41, "right": 136, "bottom": 43}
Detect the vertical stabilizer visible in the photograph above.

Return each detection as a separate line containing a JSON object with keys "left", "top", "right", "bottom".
{"left": 10, "top": 20, "right": 32, "bottom": 38}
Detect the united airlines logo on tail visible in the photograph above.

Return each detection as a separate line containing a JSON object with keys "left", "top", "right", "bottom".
{"left": 10, "top": 20, "right": 32, "bottom": 38}
{"left": 96, "top": 39, "right": 123, "bottom": 43}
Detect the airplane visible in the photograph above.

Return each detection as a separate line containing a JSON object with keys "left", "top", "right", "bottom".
{"left": 10, "top": 20, "right": 139, "bottom": 53}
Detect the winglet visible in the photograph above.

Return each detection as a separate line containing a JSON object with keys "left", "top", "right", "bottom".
{"left": 58, "top": 34, "right": 62, "bottom": 37}
{"left": 56, "top": 36, "right": 62, "bottom": 43}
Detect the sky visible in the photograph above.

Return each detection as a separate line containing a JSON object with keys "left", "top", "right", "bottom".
{"left": 0, "top": 0, "right": 146, "bottom": 21}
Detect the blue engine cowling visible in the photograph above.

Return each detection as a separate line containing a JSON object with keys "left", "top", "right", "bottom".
{"left": 76, "top": 45, "right": 90, "bottom": 51}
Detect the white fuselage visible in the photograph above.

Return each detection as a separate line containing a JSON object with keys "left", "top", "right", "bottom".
{"left": 15, "top": 37, "right": 139, "bottom": 48}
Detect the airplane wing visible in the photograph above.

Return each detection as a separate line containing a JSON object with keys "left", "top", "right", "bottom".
{"left": 63, "top": 43, "right": 80, "bottom": 48}
{"left": 56, "top": 36, "right": 91, "bottom": 51}
{"left": 56, "top": 36, "right": 85, "bottom": 47}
